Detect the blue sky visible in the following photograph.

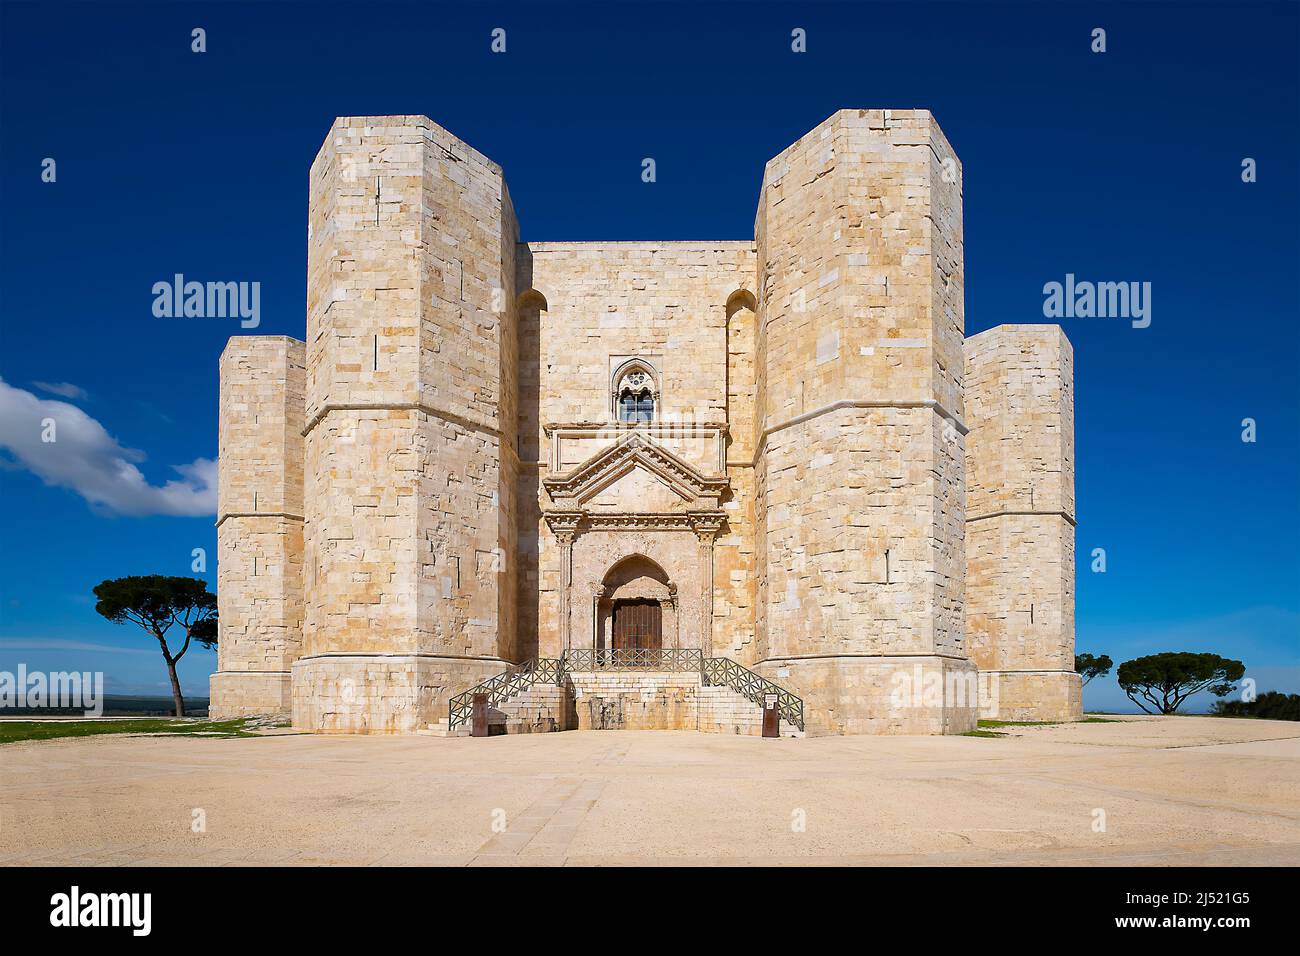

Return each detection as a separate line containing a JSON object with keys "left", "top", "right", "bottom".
{"left": 1, "top": 1, "right": 1296, "bottom": 711}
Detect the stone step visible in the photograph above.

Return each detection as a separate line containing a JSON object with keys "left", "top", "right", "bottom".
{"left": 421, "top": 719, "right": 470, "bottom": 738}
{"left": 438, "top": 662, "right": 805, "bottom": 737}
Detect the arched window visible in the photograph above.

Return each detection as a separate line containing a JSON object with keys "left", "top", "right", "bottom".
{"left": 612, "top": 361, "right": 657, "bottom": 423}
{"left": 618, "top": 383, "right": 654, "bottom": 423}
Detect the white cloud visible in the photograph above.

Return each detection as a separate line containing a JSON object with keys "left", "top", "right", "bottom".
{"left": 0, "top": 637, "right": 151, "bottom": 655}
{"left": 0, "top": 376, "right": 216, "bottom": 517}
{"left": 32, "top": 380, "right": 89, "bottom": 401}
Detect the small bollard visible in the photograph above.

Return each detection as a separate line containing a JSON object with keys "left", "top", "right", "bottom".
{"left": 762, "top": 693, "right": 780, "bottom": 738}
{"left": 471, "top": 692, "right": 489, "bottom": 737}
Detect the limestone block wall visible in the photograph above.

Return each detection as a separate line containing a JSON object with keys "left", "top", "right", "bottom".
{"left": 697, "top": 685, "right": 800, "bottom": 736}
{"left": 489, "top": 683, "right": 573, "bottom": 733}
{"left": 715, "top": 465, "right": 758, "bottom": 663}
{"left": 568, "top": 672, "right": 700, "bottom": 730}
{"left": 292, "top": 655, "right": 508, "bottom": 735}
{"left": 211, "top": 336, "right": 306, "bottom": 717}
{"left": 964, "top": 324, "right": 1079, "bottom": 721}
{"left": 518, "top": 242, "right": 759, "bottom": 662}
{"left": 720, "top": 294, "right": 760, "bottom": 664}
{"left": 295, "top": 116, "right": 517, "bottom": 732}
{"left": 563, "top": 673, "right": 799, "bottom": 735}
{"left": 752, "top": 109, "right": 972, "bottom": 734}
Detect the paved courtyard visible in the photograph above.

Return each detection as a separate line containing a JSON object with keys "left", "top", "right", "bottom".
{"left": 2, "top": 715, "right": 1297, "bottom": 866}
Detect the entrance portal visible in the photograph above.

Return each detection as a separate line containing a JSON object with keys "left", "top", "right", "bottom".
{"left": 611, "top": 599, "right": 662, "bottom": 651}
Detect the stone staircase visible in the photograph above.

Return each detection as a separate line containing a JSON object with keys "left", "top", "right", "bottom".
{"left": 424, "top": 652, "right": 804, "bottom": 738}
{"left": 698, "top": 682, "right": 803, "bottom": 736}
{"left": 421, "top": 681, "right": 569, "bottom": 737}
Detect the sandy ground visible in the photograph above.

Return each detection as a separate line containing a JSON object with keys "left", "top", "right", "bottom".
{"left": 1, "top": 715, "right": 1297, "bottom": 866}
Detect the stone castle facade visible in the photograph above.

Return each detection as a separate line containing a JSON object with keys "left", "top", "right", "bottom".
{"left": 210, "top": 109, "right": 1081, "bottom": 735}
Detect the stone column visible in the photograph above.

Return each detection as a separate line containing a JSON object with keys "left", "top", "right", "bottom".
{"left": 590, "top": 584, "right": 606, "bottom": 655}
{"left": 691, "top": 515, "right": 724, "bottom": 657}
{"left": 546, "top": 512, "right": 582, "bottom": 653}
{"left": 558, "top": 535, "right": 574, "bottom": 651}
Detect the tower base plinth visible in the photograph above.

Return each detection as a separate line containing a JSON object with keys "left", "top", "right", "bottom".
{"left": 979, "top": 670, "right": 1082, "bottom": 723}
{"left": 209, "top": 671, "right": 292, "bottom": 718}
{"left": 290, "top": 655, "right": 509, "bottom": 734}
{"left": 755, "top": 656, "right": 980, "bottom": 736}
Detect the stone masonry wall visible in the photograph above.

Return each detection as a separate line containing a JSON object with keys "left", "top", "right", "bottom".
{"left": 211, "top": 336, "right": 306, "bottom": 717}
{"left": 518, "top": 243, "right": 758, "bottom": 662}
{"left": 295, "top": 116, "right": 517, "bottom": 732}
{"left": 964, "top": 324, "right": 1079, "bottom": 721}
{"left": 565, "top": 672, "right": 798, "bottom": 735}
{"left": 752, "top": 109, "right": 972, "bottom": 734}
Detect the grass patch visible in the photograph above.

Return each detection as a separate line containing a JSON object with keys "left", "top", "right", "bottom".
{"left": 962, "top": 729, "right": 1007, "bottom": 738}
{"left": 0, "top": 717, "right": 260, "bottom": 745}
{"left": 977, "top": 716, "right": 1124, "bottom": 729}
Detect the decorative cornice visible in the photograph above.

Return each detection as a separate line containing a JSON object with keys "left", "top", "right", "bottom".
{"left": 294, "top": 652, "right": 511, "bottom": 664}
{"left": 755, "top": 652, "right": 975, "bottom": 665}
{"left": 543, "top": 432, "right": 728, "bottom": 503}
{"left": 302, "top": 402, "right": 503, "bottom": 442}
{"left": 543, "top": 510, "right": 727, "bottom": 534}
{"left": 214, "top": 511, "right": 304, "bottom": 529}
{"left": 967, "top": 508, "right": 1077, "bottom": 528}
{"left": 544, "top": 420, "right": 729, "bottom": 436}
{"left": 750, "top": 398, "right": 968, "bottom": 467}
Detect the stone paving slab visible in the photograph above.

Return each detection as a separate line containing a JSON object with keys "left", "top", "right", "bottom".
{"left": 1, "top": 716, "right": 1297, "bottom": 866}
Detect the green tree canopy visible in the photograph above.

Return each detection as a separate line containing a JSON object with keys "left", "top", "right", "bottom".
{"left": 1074, "top": 652, "right": 1113, "bottom": 685}
{"left": 1212, "top": 691, "right": 1300, "bottom": 722}
{"left": 93, "top": 575, "right": 217, "bottom": 717}
{"left": 1116, "top": 652, "right": 1245, "bottom": 715}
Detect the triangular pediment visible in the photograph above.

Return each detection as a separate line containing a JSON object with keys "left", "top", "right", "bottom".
{"left": 543, "top": 433, "right": 727, "bottom": 510}
{"left": 585, "top": 463, "right": 689, "bottom": 511}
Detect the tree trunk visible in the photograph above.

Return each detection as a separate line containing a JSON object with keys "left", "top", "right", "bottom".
{"left": 166, "top": 658, "right": 186, "bottom": 717}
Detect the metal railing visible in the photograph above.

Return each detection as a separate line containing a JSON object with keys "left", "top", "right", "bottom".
{"left": 447, "top": 651, "right": 805, "bottom": 733}
{"left": 702, "top": 657, "right": 805, "bottom": 732}
{"left": 562, "top": 648, "right": 703, "bottom": 672}
{"left": 448, "top": 658, "right": 563, "bottom": 731}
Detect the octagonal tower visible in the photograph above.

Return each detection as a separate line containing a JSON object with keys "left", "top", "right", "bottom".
{"left": 752, "top": 110, "right": 977, "bottom": 734}
{"left": 291, "top": 116, "right": 519, "bottom": 733}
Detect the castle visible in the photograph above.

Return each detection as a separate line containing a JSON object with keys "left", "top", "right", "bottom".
{"left": 210, "top": 109, "right": 1080, "bottom": 736}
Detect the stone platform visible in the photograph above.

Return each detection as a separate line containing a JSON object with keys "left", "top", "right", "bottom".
{"left": 425, "top": 667, "right": 803, "bottom": 738}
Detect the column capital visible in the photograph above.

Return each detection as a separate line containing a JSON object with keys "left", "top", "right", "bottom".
{"left": 689, "top": 512, "right": 725, "bottom": 542}
{"left": 545, "top": 510, "right": 585, "bottom": 543}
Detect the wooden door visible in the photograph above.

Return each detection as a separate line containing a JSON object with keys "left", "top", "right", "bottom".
{"left": 612, "top": 599, "right": 662, "bottom": 651}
